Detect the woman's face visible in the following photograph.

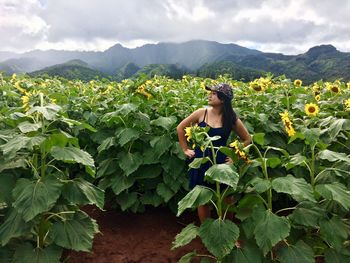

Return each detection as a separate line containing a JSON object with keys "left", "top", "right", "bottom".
{"left": 208, "top": 91, "right": 223, "bottom": 106}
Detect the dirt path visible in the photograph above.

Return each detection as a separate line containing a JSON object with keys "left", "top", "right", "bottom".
{"left": 65, "top": 206, "right": 208, "bottom": 263}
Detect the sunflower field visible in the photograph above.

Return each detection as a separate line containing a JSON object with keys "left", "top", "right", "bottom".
{"left": 0, "top": 73, "right": 349, "bottom": 262}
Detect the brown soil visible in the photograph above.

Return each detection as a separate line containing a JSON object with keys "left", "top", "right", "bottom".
{"left": 64, "top": 206, "right": 208, "bottom": 263}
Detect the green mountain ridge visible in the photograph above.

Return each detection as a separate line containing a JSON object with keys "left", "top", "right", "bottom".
{"left": 1, "top": 41, "right": 349, "bottom": 83}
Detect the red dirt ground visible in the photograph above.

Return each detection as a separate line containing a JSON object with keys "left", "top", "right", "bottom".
{"left": 64, "top": 206, "right": 208, "bottom": 263}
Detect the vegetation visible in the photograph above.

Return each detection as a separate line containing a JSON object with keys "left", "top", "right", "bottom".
{"left": 0, "top": 73, "right": 349, "bottom": 262}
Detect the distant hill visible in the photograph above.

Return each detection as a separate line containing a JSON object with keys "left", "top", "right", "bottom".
{"left": 1, "top": 41, "right": 350, "bottom": 83}
{"left": 29, "top": 59, "right": 111, "bottom": 81}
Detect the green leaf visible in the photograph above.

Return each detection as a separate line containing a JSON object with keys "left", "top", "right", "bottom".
{"left": 266, "top": 157, "right": 281, "bottom": 168}
{"left": 12, "top": 243, "right": 62, "bottom": 263}
{"left": 0, "top": 174, "right": 16, "bottom": 204}
{"left": 13, "top": 176, "right": 63, "bottom": 222}
{"left": 110, "top": 174, "right": 135, "bottom": 195}
{"left": 172, "top": 223, "right": 199, "bottom": 249}
{"left": 177, "top": 186, "right": 213, "bottom": 216}
{"left": 97, "top": 137, "right": 115, "bottom": 153}
{"left": 276, "top": 240, "right": 314, "bottom": 263}
{"left": 0, "top": 247, "right": 12, "bottom": 263}
{"left": 50, "top": 211, "right": 99, "bottom": 252}
{"left": 115, "top": 192, "right": 138, "bottom": 211}
{"left": 320, "top": 216, "right": 348, "bottom": 250}
{"left": 249, "top": 177, "right": 271, "bottom": 193}
{"left": 272, "top": 175, "right": 316, "bottom": 202}
{"left": 188, "top": 157, "right": 211, "bottom": 169}
{"left": 253, "top": 133, "right": 265, "bottom": 146}
{"left": 199, "top": 218, "right": 239, "bottom": 258}
{"left": 289, "top": 202, "right": 326, "bottom": 227}
{"left": 43, "top": 132, "right": 78, "bottom": 152}
{"left": 205, "top": 164, "right": 239, "bottom": 189}
{"left": 116, "top": 128, "right": 140, "bottom": 147}
{"left": 178, "top": 251, "right": 197, "bottom": 263}
{"left": 27, "top": 104, "right": 61, "bottom": 120}
{"left": 254, "top": 210, "right": 291, "bottom": 255}
{"left": 50, "top": 146, "right": 95, "bottom": 167}
{"left": 156, "top": 183, "right": 174, "bottom": 202}
{"left": 17, "top": 121, "right": 42, "bottom": 133}
{"left": 285, "top": 153, "right": 306, "bottom": 170}
{"left": 150, "top": 135, "right": 172, "bottom": 157}
{"left": 62, "top": 178, "right": 104, "bottom": 210}
{"left": 222, "top": 241, "right": 263, "bottom": 263}
{"left": 317, "top": 149, "right": 350, "bottom": 163}
{"left": 328, "top": 119, "right": 347, "bottom": 141}
{"left": 315, "top": 183, "right": 350, "bottom": 210}
{"left": 150, "top": 116, "right": 177, "bottom": 131}
{"left": 0, "top": 157, "right": 27, "bottom": 172}
{"left": 118, "top": 152, "right": 143, "bottom": 176}
{"left": 0, "top": 209, "right": 31, "bottom": 246}
{"left": 325, "top": 248, "right": 350, "bottom": 263}
{"left": 0, "top": 135, "right": 30, "bottom": 156}
{"left": 302, "top": 128, "right": 320, "bottom": 146}
{"left": 140, "top": 192, "right": 163, "bottom": 207}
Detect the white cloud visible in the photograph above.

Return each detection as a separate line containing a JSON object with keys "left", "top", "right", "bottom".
{"left": 0, "top": 0, "right": 350, "bottom": 54}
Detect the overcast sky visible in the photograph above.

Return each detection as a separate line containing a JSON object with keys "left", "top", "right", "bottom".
{"left": 1, "top": 0, "right": 350, "bottom": 55}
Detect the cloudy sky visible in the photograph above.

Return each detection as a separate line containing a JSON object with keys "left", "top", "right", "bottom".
{"left": 1, "top": 0, "right": 350, "bottom": 55}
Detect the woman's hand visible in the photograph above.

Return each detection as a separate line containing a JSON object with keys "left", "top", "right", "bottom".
{"left": 184, "top": 149, "right": 195, "bottom": 159}
{"left": 225, "top": 157, "right": 233, "bottom": 164}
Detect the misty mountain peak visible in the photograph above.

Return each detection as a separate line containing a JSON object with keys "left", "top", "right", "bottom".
{"left": 306, "top": 44, "right": 337, "bottom": 56}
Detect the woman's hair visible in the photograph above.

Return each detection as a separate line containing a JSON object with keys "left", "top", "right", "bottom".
{"left": 217, "top": 92, "right": 237, "bottom": 138}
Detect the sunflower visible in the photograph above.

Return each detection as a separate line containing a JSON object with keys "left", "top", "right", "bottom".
{"left": 279, "top": 110, "right": 296, "bottom": 137}
{"left": 345, "top": 98, "right": 350, "bottom": 111}
{"left": 229, "top": 140, "right": 250, "bottom": 163}
{"left": 330, "top": 85, "right": 340, "bottom": 93}
{"left": 305, "top": 103, "right": 319, "bottom": 117}
{"left": 347, "top": 82, "right": 350, "bottom": 90}
{"left": 250, "top": 82, "right": 263, "bottom": 92}
{"left": 184, "top": 126, "right": 192, "bottom": 142}
{"left": 294, "top": 79, "right": 302, "bottom": 87}
{"left": 315, "top": 95, "right": 320, "bottom": 101}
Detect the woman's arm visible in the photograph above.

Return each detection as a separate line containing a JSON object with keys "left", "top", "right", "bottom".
{"left": 176, "top": 108, "right": 204, "bottom": 158}
{"left": 233, "top": 118, "right": 252, "bottom": 146}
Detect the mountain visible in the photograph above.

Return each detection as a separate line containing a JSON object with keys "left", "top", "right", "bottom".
{"left": 0, "top": 41, "right": 349, "bottom": 83}
{"left": 29, "top": 59, "right": 111, "bottom": 81}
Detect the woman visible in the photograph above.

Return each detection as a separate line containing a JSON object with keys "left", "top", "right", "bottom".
{"left": 177, "top": 83, "right": 251, "bottom": 223}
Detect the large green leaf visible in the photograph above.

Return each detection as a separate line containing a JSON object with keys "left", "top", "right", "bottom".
{"left": 276, "top": 240, "right": 314, "bottom": 263}
{"left": 199, "top": 218, "right": 239, "bottom": 259}
{"left": 115, "top": 192, "right": 138, "bottom": 211}
{"left": 205, "top": 164, "right": 239, "bottom": 189}
{"left": 285, "top": 153, "right": 307, "bottom": 170}
{"left": 289, "top": 202, "right": 326, "bottom": 227}
{"left": 254, "top": 210, "right": 291, "bottom": 255}
{"left": 150, "top": 135, "right": 172, "bottom": 157}
{"left": 62, "top": 178, "right": 104, "bottom": 210}
{"left": 50, "top": 211, "right": 99, "bottom": 252}
{"left": 188, "top": 157, "right": 211, "bottom": 169}
{"left": 172, "top": 223, "right": 199, "bottom": 250}
{"left": 315, "top": 183, "right": 350, "bottom": 210}
{"left": 319, "top": 216, "right": 348, "bottom": 250}
{"left": 97, "top": 137, "right": 115, "bottom": 153}
{"left": 27, "top": 105, "right": 61, "bottom": 120}
{"left": 110, "top": 174, "right": 135, "bottom": 194}
{"left": 272, "top": 175, "right": 316, "bottom": 202}
{"left": 222, "top": 241, "right": 262, "bottom": 263}
{"left": 140, "top": 192, "right": 163, "bottom": 207}
{"left": 118, "top": 152, "right": 143, "bottom": 176}
{"left": 12, "top": 176, "right": 63, "bottom": 222}
{"left": 327, "top": 119, "right": 348, "bottom": 141}
{"left": 0, "top": 173, "right": 16, "bottom": 204}
{"left": 177, "top": 186, "right": 213, "bottom": 216}
{"left": 17, "top": 121, "right": 42, "bottom": 133}
{"left": 0, "top": 157, "right": 27, "bottom": 173}
{"left": 249, "top": 177, "right": 271, "bottom": 193}
{"left": 0, "top": 209, "right": 31, "bottom": 246}
{"left": 12, "top": 243, "right": 62, "bottom": 263}
{"left": 325, "top": 248, "right": 350, "bottom": 263}
{"left": 150, "top": 116, "right": 177, "bottom": 131}
{"left": 0, "top": 135, "right": 30, "bottom": 156}
{"left": 317, "top": 149, "right": 350, "bottom": 163}
{"left": 43, "top": 132, "right": 78, "bottom": 152}
{"left": 0, "top": 247, "right": 12, "bottom": 263}
{"left": 156, "top": 183, "right": 175, "bottom": 202}
{"left": 50, "top": 146, "right": 95, "bottom": 167}
{"left": 116, "top": 128, "right": 140, "bottom": 147}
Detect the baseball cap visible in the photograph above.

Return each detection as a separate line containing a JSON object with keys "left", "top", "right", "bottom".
{"left": 205, "top": 83, "right": 233, "bottom": 100}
